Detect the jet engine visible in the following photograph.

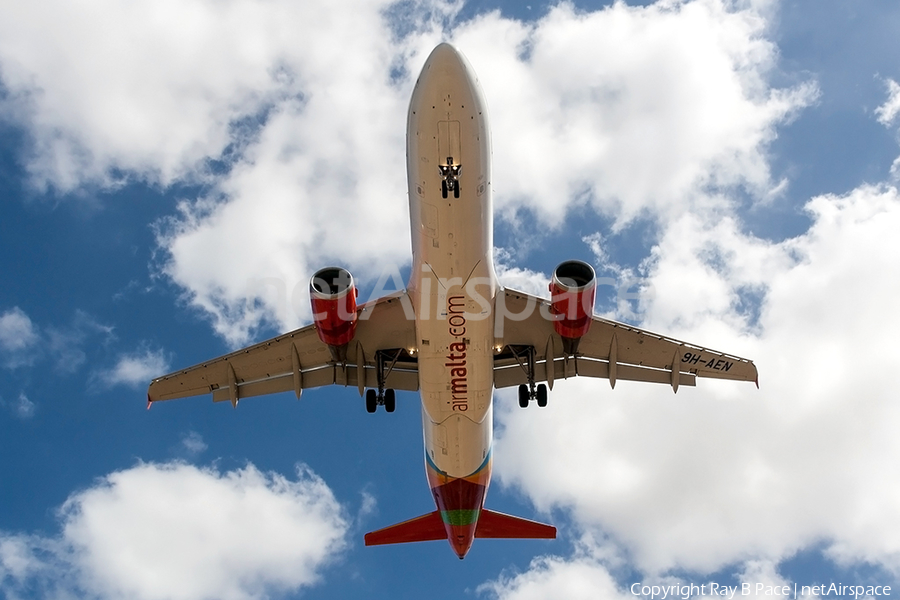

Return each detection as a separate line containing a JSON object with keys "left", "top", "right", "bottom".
{"left": 549, "top": 260, "right": 596, "bottom": 355}
{"left": 310, "top": 267, "right": 358, "bottom": 362}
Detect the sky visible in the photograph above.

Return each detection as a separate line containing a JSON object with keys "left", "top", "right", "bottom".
{"left": 2, "top": 0, "right": 900, "bottom": 598}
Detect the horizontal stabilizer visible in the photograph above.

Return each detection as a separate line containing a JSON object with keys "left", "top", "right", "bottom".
{"left": 364, "top": 511, "right": 446, "bottom": 546}
{"left": 475, "top": 509, "right": 556, "bottom": 539}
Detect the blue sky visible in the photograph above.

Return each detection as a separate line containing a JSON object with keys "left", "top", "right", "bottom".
{"left": 2, "top": 0, "right": 900, "bottom": 598}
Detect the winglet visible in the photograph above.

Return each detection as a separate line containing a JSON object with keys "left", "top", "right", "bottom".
{"left": 147, "top": 394, "right": 152, "bottom": 410}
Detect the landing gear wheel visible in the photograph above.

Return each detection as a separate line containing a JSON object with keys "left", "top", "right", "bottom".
{"left": 536, "top": 383, "right": 548, "bottom": 408}
{"left": 384, "top": 388, "right": 396, "bottom": 413}
{"left": 441, "top": 180, "right": 448, "bottom": 198}
{"left": 518, "top": 384, "right": 530, "bottom": 408}
{"left": 453, "top": 184, "right": 459, "bottom": 199}
{"left": 365, "top": 389, "right": 377, "bottom": 413}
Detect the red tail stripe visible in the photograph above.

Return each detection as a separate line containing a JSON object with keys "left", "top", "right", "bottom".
{"left": 364, "top": 509, "right": 556, "bottom": 546}
{"left": 475, "top": 509, "right": 557, "bottom": 539}
{"left": 364, "top": 511, "right": 446, "bottom": 546}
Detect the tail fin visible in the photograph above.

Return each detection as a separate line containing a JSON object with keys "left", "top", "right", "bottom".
{"left": 364, "top": 511, "right": 446, "bottom": 546}
{"left": 475, "top": 509, "right": 556, "bottom": 539}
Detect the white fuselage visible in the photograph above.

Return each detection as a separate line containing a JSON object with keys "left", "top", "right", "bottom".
{"left": 406, "top": 44, "right": 497, "bottom": 479}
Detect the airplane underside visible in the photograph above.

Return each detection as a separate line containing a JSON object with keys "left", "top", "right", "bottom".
{"left": 147, "top": 43, "right": 758, "bottom": 560}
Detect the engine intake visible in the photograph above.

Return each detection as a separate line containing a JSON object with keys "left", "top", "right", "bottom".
{"left": 310, "top": 267, "right": 358, "bottom": 362}
{"left": 549, "top": 260, "right": 596, "bottom": 354}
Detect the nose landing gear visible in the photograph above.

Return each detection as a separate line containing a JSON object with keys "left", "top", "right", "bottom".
{"left": 439, "top": 157, "right": 461, "bottom": 199}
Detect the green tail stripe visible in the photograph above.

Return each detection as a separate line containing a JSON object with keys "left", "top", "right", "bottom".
{"left": 441, "top": 509, "right": 480, "bottom": 526}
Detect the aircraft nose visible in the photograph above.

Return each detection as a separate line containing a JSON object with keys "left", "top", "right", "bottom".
{"left": 422, "top": 42, "right": 467, "bottom": 76}
{"left": 430, "top": 42, "right": 463, "bottom": 60}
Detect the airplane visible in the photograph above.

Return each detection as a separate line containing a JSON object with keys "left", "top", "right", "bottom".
{"left": 147, "top": 43, "right": 758, "bottom": 559}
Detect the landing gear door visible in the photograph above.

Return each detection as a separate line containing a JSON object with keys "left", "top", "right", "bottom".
{"left": 437, "top": 121, "right": 461, "bottom": 166}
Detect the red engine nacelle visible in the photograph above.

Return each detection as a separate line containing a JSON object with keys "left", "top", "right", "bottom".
{"left": 549, "top": 260, "right": 596, "bottom": 354}
{"left": 310, "top": 267, "right": 358, "bottom": 362}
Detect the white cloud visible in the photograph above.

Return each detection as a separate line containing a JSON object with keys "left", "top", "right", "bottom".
{"left": 877, "top": 78, "right": 900, "bottom": 180}
{"left": 480, "top": 548, "right": 632, "bottom": 600}
{"left": 454, "top": 1, "right": 816, "bottom": 226}
{"left": 495, "top": 248, "right": 551, "bottom": 298}
{"left": 734, "top": 560, "right": 795, "bottom": 599}
{"left": 149, "top": 3, "right": 427, "bottom": 345}
{"left": 875, "top": 78, "right": 900, "bottom": 127}
{"left": 95, "top": 346, "right": 169, "bottom": 388}
{"left": 480, "top": 540, "right": 798, "bottom": 600}
{"left": 46, "top": 310, "right": 115, "bottom": 374}
{"left": 0, "top": 393, "right": 37, "bottom": 420}
{"left": 493, "top": 184, "right": 900, "bottom": 575}
{"left": 0, "top": 0, "right": 405, "bottom": 193}
{"left": 180, "top": 431, "right": 208, "bottom": 455}
{"left": 8, "top": 0, "right": 888, "bottom": 588}
{"left": 358, "top": 490, "right": 378, "bottom": 521}
{"left": 0, "top": 308, "right": 129, "bottom": 387}
{"left": 158, "top": 0, "right": 813, "bottom": 345}
{"left": 0, "top": 535, "right": 38, "bottom": 581}
{"left": 14, "top": 392, "right": 36, "bottom": 419}
{"left": 0, "top": 462, "right": 348, "bottom": 600}
{"left": 0, "top": 0, "right": 813, "bottom": 345}
{"left": 0, "top": 307, "right": 39, "bottom": 367}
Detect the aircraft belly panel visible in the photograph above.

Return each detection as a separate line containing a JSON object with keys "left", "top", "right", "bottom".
{"left": 406, "top": 43, "right": 498, "bottom": 522}
{"left": 415, "top": 279, "right": 494, "bottom": 420}
{"left": 437, "top": 120, "right": 461, "bottom": 165}
{"left": 423, "top": 405, "right": 492, "bottom": 478}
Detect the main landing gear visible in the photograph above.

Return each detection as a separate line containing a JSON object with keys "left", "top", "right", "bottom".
{"left": 509, "top": 345, "right": 549, "bottom": 409}
{"left": 517, "top": 383, "right": 548, "bottom": 408}
{"left": 364, "top": 349, "right": 401, "bottom": 413}
{"left": 366, "top": 388, "right": 395, "bottom": 413}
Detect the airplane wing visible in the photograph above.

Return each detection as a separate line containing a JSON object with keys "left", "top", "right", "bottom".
{"left": 493, "top": 288, "right": 757, "bottom": 392}
{"left": 148, "top": 291, "right": 418, "bottom": 406}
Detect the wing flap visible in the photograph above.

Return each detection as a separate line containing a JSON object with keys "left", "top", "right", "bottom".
{"left": 364, "top": 511, "right": 447, "bottom": 546}
{"left": 148, "top": 291, "right": 419, "bottom": 404}
{"left": 211, "top": 373, "right": 293, "bottom": 403}
{"left": 208, "top": 365, "right": 421, "bottom": 403}
{"left": 495, "top": 288, "right": 757, "bottom": 388}
{"left": 152, "top": 384, "right": 219, "bottom": 402}
{"left": 149, "top": 327, "right": 323, "bottom": 403}
{"left": 494, "top": 357, "right": 697, "bottom": 389}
